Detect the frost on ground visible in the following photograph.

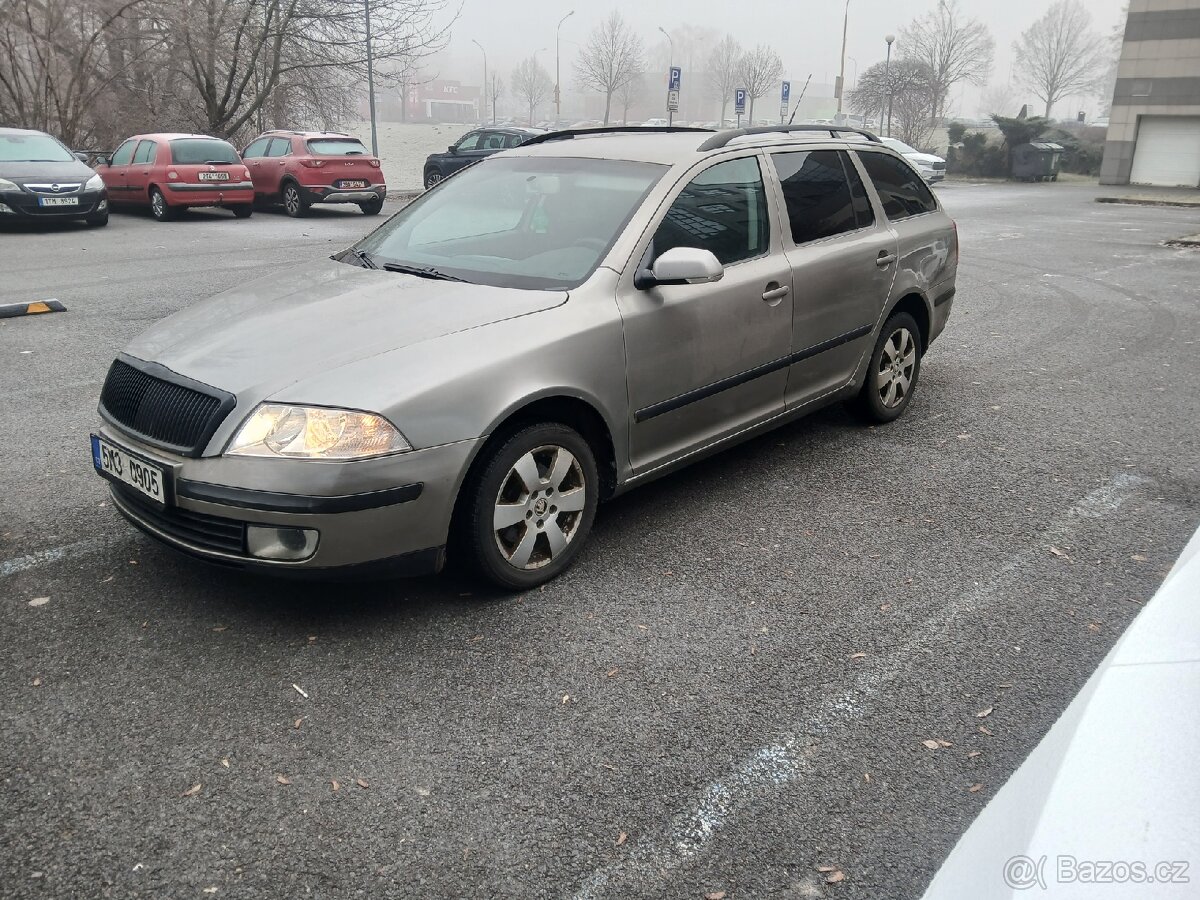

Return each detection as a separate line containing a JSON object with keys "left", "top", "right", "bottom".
{"left": 345, "top": 121, "right": 478, "bottom": 192}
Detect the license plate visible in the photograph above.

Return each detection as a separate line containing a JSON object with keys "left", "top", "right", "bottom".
{"left": 198, "top": 172, "right": 230, "bottom": 181}
{"left": 338, "top": 180, "right": 368, "bottom": 189}
{"left": 39, "top": 196, "right": 79, "bottom": 207}
{"left": 91, "top": 434, "right": 168, "bottom": 505}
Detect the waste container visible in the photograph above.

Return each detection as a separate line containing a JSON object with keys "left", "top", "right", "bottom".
{"left": 1012, "top": 142, "right": 1064, "bottom": 182}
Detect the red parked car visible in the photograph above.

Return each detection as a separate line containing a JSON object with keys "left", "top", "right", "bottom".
{"left": 241, "top": 131, "right": 386, "bottom": 217}
{"left": 97, "top": 133, "right": 254, "bottom": 221}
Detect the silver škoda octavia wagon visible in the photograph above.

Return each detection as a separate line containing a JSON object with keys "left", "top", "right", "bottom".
{"left": 91, "top": 125, "right": 958, "bottom": 589}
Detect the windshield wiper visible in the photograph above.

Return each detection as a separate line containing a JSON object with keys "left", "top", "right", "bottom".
{"left": 349, "top": 247, "right": 377, "bottom": 269}
{"left": 382, "top": 262, "right": 467, "bottom": 283}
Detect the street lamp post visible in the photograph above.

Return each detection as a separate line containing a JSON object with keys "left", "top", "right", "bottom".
{"left": 471, "top": 39, "right": 488, "bottom": 124}
{"left": 658, "top": 26, "right": 674, "bottom": 124}
{"left": 884, "top": 33, "right": 895, "bottom": 138}
{"left": 364, "top": 0, "right": 378, "bottom": 156}
{"left": 836, "top": 0, "right": 850, "bottom": 121}
{"left": 556, "top": 10, "right": 574, "bottom": 127}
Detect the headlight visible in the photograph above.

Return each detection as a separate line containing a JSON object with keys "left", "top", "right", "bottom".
{"left": 226, "top": 404, "right": 411, "bottom": 459}
{"left": 85, "top": 173, "right": 104, "bottom": 191}
{"left": 0, "top": 177, "right": 20, "bottom": 192}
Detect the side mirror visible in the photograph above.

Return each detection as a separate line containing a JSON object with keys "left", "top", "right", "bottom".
{"left": 74, "top": 151, "right": 89, "bottom": 163}
{"left": 95, "top": 155, "right": 110, "bottom": 167}
{"left": 635, "top": 247, "right": 724, "bottom": 290}
{"left": 448, "top": 144, "right": 457, "bottom": 154}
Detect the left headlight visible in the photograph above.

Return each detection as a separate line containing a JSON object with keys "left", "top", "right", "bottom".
{"left": 0, "top": 177, "right": 20, "bottom": 192}
{"left": 226, "top": 404, "right": 411, "bottom": 459}
{"left": 85, "top": 173, "right": 104, "bottom": 191}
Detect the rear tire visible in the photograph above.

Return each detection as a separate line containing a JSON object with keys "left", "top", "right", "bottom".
{"left": 282, "top": 182, "right": 308, "bottom": 217}
{"left": 359, "top": 197, "right": 384, "bottom": 216}
{"left": 231, "top": 204, "right": 253, "bottom": 219}
{"left": 849, "top": 311, "right": 923, "bottom": 424}
{"left": 460, "top": 423, "right": 599, "bottom": 590}
{"left": 85, "top": 211, "right": 109, "bottom": 227}
{"left": 149, "top": 187, "right": 175, "bottom": 222}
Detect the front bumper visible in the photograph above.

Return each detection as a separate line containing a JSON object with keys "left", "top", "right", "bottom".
{"left": 299, "top": 183, "right": 387, "bottom": 206}
{"left": 164, "top": 183, "right": 255, "bottom": 207}
{"left": 0, "top": 189, "right": 107, "bottom": 218}
{"left": 922, "top": 170, "right": 946, "bottom": 184}
{"left": 93, "top": 422, "right": 479, "bottom": 574}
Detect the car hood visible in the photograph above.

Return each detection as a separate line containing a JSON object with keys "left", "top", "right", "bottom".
{"left": 1, "top": 159, "right": 97, "bottom": 183}
{"left": 904, "top": 151, "right": 945, "bottom": 165}
{"left": 124, "top": 259, "right": 568, "bottom": 401}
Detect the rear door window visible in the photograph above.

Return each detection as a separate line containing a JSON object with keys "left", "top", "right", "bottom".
{"left": 652, "top": 156, "right": 769, "bottom": 267}
{"left": 856, "top": 151, "right": 938, "bottom": 220}
{"left": 110, "top": 140, "right": 137, "bottom": 166}
{"left": 132, "top": 141, "right": 156, "bottom": 165}
{"left": 770, "top": 149, "right": 862, "bottom": 245}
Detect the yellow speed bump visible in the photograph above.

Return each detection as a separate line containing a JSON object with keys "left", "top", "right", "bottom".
{"left": 0, "top": 299, "right": 66, "bottom": 319}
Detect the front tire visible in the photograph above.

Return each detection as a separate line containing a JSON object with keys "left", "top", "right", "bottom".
{"left": 149, "top": 187, "right": 175, "bottom": 222}
{"left": 423, "top": 169, "right": 442, "bottom": 190}
{"left": 358, "top": 197, "right": 384, "bottom": 216}
{"left": 850, "top": 312, "right": 923, "bottom": 424}
{"left": 85, "top": 211, "right": 109, "bottom": 227}
{"left": 282, "top": 182, "right": 308, "bottom": 217}
{"left": 461, "top": 423, "right": 599, "bottom": 590}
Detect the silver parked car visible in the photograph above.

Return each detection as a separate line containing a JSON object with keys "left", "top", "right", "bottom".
{"left": 90, "top": 126, "right": 958, "bottom": 588}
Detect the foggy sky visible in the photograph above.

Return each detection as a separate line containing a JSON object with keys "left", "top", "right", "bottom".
{"left": 440, "top": 0, "right": 1127, "bottom": 117}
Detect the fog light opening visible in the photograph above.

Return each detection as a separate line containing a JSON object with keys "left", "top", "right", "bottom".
{"left": 97, "top": 199, "right": 108, "bottom": 211}
{"left": 246, "top": 525, "right": 319, "bottom": 561}
{"left": 0, "top": 202, "right": 14, "bottom": 214}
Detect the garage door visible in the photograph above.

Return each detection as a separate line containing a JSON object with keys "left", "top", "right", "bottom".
{"left": 1130, "top": 116, "right": 1200, "bottom": 187}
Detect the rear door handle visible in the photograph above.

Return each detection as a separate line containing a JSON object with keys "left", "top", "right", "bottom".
{"left": 761, "top": 284, "right": 790, "bottom": 303}
{"left": 876, "top": 251, "right": 897, "bottom": 267}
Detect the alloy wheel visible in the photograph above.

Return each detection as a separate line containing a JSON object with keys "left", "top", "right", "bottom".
{"left": 492, "top": 445, "right": 587, "bottom": 570}
{"left": 424, "top": 171, "right": 441, "bottom": 190}
{"left": 151, "top": 190, "right": 166, "bottom": 219}
{"left": 284, "top": 185, "right": 301, "bottom": 216}
{"left": 876, "top": 326, "right": 917, "bottom": 409}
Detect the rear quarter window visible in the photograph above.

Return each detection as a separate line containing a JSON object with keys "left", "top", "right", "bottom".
{"left": 856, "top": 151, "right": 938, "bottom": 220}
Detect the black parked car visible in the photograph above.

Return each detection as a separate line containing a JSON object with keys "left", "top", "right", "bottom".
{"left": 422, "top": 127, "right": 543, "bottom": 189}
{"left": 0, "top": 127, "right": 108, "bottom": 226}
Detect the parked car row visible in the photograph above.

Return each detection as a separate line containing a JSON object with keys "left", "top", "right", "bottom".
{"left": 0, "top": 126, "right": 388, "bottom": 226}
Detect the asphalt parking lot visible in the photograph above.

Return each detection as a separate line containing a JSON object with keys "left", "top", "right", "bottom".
{"left": 2, "top": 187, "right": 1199, "bottom": 899}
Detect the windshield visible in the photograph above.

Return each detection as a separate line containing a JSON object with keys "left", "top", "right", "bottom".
{"left": 307, "top": 138, "right": 369, "bottom": 156}
{"left": 0, "top": 132, "right": 74, "bottom": 163}
{"left": 883, "top": 138, "right": 919, "bottom": 154}
{"left": 169, "top": 139, "right": 240, "bottom": 165}
{"left": 354, "top": 157, "right": 666, "bottom": 290}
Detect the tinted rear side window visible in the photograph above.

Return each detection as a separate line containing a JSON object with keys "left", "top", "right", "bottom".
{"left": 653, "top": 156, "right": 769, "bottom": 267}
{"left": 856, "top": 151, "right": 937, "bottom": 219}
{"left": 306, "top": 139, "right": 368, "bottom": 155}
{"left": 771, "top": 149, "right": 859, "bottom": 245}
{"left": 169, "top": 139, "right": 240, "bottom": 165}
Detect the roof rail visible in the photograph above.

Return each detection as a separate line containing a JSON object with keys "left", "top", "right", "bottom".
{"left": 697, "top": 124, "right": 882, "bottom": 151}
{"left": 519, "top": 125, "right": 714, "bottom": 147}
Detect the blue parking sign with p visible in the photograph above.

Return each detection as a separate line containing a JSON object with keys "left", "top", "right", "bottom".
{"left": 669, "top": 66, "right": 681, "bottom": 92}
{"left": 735, "top": 88, "right": 747, "bottom": 114}
{"left": 782, "top": 81, "right": 790, "bottom": 103}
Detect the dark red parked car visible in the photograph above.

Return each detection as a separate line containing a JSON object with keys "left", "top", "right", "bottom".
{"left": 241, "top": 131, "right": 387, "bottom": 216}
{"left": 97, "top": 133, "right": 254, "bottom": 221}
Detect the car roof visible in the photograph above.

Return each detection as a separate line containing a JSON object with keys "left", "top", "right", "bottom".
{"left": 507, "top": 128, "right": 897, "bottom": 166}
{"left": 123, "top": 133, "right": 232, "bottom": 142}
{"left": 0, "top": 126, "right": 55, "bottom": 137}
{"left": 260, "top": 131, "right": 359, "bottom": 139}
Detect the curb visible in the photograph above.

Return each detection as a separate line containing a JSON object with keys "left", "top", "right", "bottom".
{"left": 1165, "top": 234, "right": 1200, "bottom": 248}
{"left": 1096, "top": 197, "right": 1200, "bottom": 209}
{"left": 0, "top": 299, "right": 66, "bottom": 319}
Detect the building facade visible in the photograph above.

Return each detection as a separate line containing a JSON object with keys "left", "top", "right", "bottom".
{"left": 1100, "top": 0, "right": 1200, "bottom": 187}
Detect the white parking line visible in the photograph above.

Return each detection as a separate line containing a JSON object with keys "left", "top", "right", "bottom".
{"left": 0, "top": 537, "right": 116, "bottom": 578}
{"left": 572, "top": 473, "right": 1149, "bottom": 899}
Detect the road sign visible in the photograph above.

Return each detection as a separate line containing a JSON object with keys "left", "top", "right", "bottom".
{"left": 667, "top": 90, "right": 680, "bottom": 113}
{"left": 668, "top": 66, "right": 681, "bottom": 92}
{"left": 780, "top": 80, "right": 790, "bottom": 119}
{"left": 735, "top": 88, "right": 747, "bottom": 115}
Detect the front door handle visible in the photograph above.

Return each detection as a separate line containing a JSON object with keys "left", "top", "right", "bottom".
{"left": 761, "top": 283, "right": 790, "bottom": 303}
{"left": 876, "top": 251, "right": 897, "bottom": 267}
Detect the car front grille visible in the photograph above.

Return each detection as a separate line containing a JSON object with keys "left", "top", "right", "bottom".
{"left": 112, "top": 484, "right": 247, "bottom": 555}
{"left": 931, "top": 161, "right": 946, "bottom": 170}
{"left": 99, "top": 357, "right": 234, "bottom": 456}
{"left": 24, "top": 183, "right": 83, "bottom": 194}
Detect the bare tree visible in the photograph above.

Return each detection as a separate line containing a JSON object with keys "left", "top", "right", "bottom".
{"left": 487, "top": 72, "right": 503, "bottom": 125}
{"left": 850, "top": 59, "right": 936, "bottom": 148}
{"left": 1013, "top": 0, "right": 1108, "bottom": 118}
{"left": 706, "top": 35, "right": 741, "bottom": 125}
{"left": 512, "top": 56, "right": 551, "bottom": 126}
{"left": 616, "top": 72, "right": 644, "bottom": 124}
{"left": 977, "top": 83, "right": 1019, "bottom": 118}
{"left": 737, "top": 44, "right": 782, "bottom": 122}
{"left": 1098, "top": 5, "right": 1126, "bottom": 115}
{"left": 574, "top": 10, "right": 644, "bottom": 125}
{"left": 900, "top": 0, "right": 994, "bottom": 127}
